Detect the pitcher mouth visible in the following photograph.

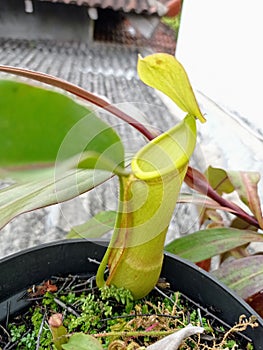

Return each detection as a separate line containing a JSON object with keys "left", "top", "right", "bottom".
{"left": 132, "top": 115, "right": 196, "bottom": 181}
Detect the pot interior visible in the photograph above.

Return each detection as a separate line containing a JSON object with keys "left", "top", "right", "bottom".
{"left": 0, "top": 239, "right": 262, "bottom": 349}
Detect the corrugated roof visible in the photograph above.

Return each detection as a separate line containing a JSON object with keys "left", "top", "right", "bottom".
{"left": 39, "top": 0, "right": 169, "bottom": 16}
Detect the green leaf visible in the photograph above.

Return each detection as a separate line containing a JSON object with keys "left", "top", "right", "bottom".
{"left": 0, "top": 65, "right": 155, "bottom": 141}
{"left": 67, "top": 210, "right": 117, "bottom": 239}
{"left": 0, "top": 80, "right": 123, "bottom": 168}
{"left": 137, "top": 53, "right": 205, "bottom": 123}
{"left": 165, "top": 228, "right": 263, "bottom": 262}
{"left": 205, "top": 166, "right": 235, "bottom": 195}
{"left": 0, "top": 80, "right": 124, "bottom": 229}
{"left": 213, "top": 256, "right": 263, "bottom": 299}
{"left": 76, "top": 151, "right": 129, "bottom": 176}
{"left": 62, "top": 333, "right": 103, "bottom": 350}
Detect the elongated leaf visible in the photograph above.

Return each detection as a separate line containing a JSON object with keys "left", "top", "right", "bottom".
{"left": 137, "top": 53, "right": 205, "bottom": 122}
{"left": 96, "top": 115, "right": 197, "bottom": 299}
{"left": 178, "top": 193, "right": 235, "bottom": 213}
{"left": 165, "top": 228, "right": 263, "bottom": 262}
{"left": 0, "top": 169, "right": 110, "bottom": 230}
{"left": 228, "top": 171, "right": 263, "bottom": 228}
{"left": 0, "top": 80, "right": 124, "bottom": 228}
{"left": 205, "top": 166, "right": 235, "bottom": 195}
{"left": 67, "top": 210, "right": 117, "bottom": 239}
{"left": 213, "top": 256, "right": 263, "bottom": 299}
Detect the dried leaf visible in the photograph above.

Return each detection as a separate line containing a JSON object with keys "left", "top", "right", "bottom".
{"left": 146, "top": 324, "right": 204, "bottom": 349}
{"left": 231, "top": 217, "right": 258, "bottom": 231}
{"left": 185, "top": 167, "right": 260, "bottom": 228}
{"left": 228, "top": 171, "right": 263, "bottom": 228}
{"left": 28, "top": 280, "right": 57, "bottom": 297}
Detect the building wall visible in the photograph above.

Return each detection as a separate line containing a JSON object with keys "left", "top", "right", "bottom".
{"left": 176, "top": 0, "right": 263, "bottom": 136}
{"left": 0, "top": 0, "right": 91, "bottom": 41}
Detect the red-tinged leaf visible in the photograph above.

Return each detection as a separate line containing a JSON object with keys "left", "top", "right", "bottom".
{"left": 228, "top": 171, "right": 263, "bottom": 228}
{"left": 185, "top": 167, "right": 260, "bottom": 229}
{"left": 205, "top": 166, "right": 235, "bottom": 195}
{"left": 246, "top": 291, "right": 263, "bottom": 318}
{"left": 213, "top": 256, "right": 263, "bottom": 299}
{"left": 165, "top": 228, "right": 263, "bottom": 262}
{"left": 196, "top": 258, "right": 211, "bottom": 272}
{"left": 178, "top": 193, "right": 235, "bottom": 213}
{"left": 179, "top": 193, "right": 230, "bottom": 227}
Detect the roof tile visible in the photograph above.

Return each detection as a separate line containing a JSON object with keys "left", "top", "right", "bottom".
{"left": 39, "top": 0, "right": 169, "bottom": 15}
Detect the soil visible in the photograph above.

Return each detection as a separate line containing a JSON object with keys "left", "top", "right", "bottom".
{"left": 0, "top": 273, "right": 257, "bottom": 349}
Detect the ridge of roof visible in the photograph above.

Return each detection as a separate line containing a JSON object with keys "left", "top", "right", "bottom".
{"left": 39, "top": 0, "right": 170, "bottom": 16}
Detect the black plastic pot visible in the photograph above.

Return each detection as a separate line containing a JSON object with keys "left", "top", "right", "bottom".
{"left": 0, "top": 239, "right": 263, "bottom": 348}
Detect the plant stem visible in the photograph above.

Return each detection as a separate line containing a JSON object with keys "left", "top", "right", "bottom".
{"left": 94, "top": 330, "right": 174, "bottom": 338}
